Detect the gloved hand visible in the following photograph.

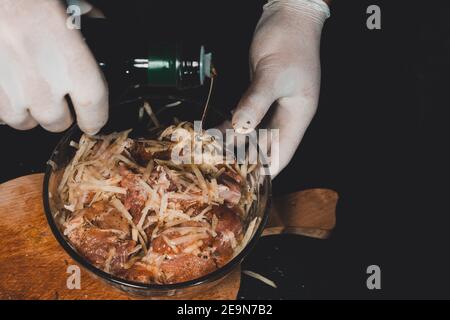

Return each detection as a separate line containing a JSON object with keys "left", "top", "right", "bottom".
{"left": 232, "top": 0, "right": 330, "bottom": 178}
{"left": 0, "top": 0, "right": 108, "bottom": 134}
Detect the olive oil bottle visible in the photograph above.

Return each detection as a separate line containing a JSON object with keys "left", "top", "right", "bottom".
{"left": 80, "top": 18, "right": 214, "bottom": 95}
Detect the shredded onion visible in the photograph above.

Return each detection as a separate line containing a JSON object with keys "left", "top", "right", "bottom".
{"left": 169, "top": 233, "right": 210, "bottom": 246}
{"left": 242, "top": 270, "right": 277, "bottom": 288}
{"left": 58, "top": 122, "right": 262, "bottom": 285}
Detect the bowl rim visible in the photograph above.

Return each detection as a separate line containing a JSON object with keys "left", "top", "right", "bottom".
{"left": 42, "top": 125, "right": 271, "bottom": 292}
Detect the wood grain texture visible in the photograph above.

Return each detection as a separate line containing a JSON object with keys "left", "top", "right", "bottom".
{"left": 264, "top": 188, "right": 338, "bottom": 239}
{"left": 0, "top": 174, "right": 337, "bottom": 300}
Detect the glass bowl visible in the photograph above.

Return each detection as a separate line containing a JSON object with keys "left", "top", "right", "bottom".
{"left": 42, "top": 96, "right": 271, "bottom": 297}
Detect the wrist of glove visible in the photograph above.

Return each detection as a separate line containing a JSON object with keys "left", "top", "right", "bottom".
{"left": 232, "top": 0, "right": 330, "bottom": 178}
{"left": 264, "top": 0, "right": 330, "bottom": 24}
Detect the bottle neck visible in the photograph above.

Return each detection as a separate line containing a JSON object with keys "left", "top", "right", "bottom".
{"left": 80, "top": 18, "right": 212, "bottom": 91}
{"left": 132, "top": 43, "right": 210, "bottom": 89}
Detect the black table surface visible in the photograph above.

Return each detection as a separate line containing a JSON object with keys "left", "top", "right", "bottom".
{"left": 1, "top": 0, "right": 450, "bottom": 299}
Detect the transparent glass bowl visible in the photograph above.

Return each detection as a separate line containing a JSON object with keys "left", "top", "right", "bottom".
{"left": 42, "top": 96, "right": 271, "bottom": 297}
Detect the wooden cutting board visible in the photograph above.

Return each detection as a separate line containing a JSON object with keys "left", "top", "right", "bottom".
{"left": 0, "top": 173, "right": 337, "bottom": 300}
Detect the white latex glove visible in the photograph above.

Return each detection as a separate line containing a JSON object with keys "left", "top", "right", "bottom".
{"left": 232, "top": 0, "right": 330, "bottom": 178}
{"left": 0, "top": 0, "right": 108, "bottom": 134}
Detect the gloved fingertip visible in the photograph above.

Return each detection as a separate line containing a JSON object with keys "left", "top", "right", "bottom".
{"left": 12, "top": 117, "right": 39, "bottom": 131}
{"left": 76, "top": 104, "right": 108, "bottom": 136}
{"left": 41, "top": 118, "right": 74, "bottom": 133}
{"left": 78, "top": 123, "right": 101, "bottom": 136}
{"left": 232, "top": 108, "right": 257, "bottom": 134}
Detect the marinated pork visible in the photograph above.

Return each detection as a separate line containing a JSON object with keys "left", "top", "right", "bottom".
{"left": 58, "top": 122, "right": 259, "bottom": 284}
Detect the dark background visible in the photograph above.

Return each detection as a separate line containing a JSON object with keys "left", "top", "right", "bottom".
{"left": 1, "top": 0, "right": 449, "bottom": 299}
